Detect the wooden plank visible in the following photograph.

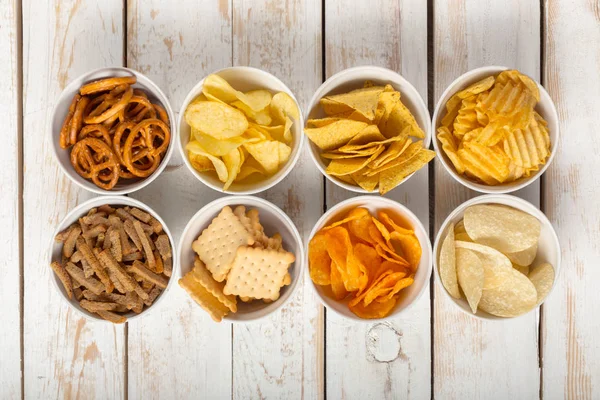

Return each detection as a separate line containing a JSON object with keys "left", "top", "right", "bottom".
{"left": 433, "top": 1, "right": 541, "bottom": 398}
{"left": 126, "top": 1, "right": 233, "bottom": 398}
{"left": 0, "top": 0, "right": 21, "bottom": 397}
{"left": 22, "top": 1, "right": 125, "bottom": 398}
{"left": 542, "top": 0, "right": 600, "bottom": 398}
{"left": 324, "top": 1, "right": 431, "bottom": 398}
{"left": 230, "top": 1, "right": 324, "bottom": 398}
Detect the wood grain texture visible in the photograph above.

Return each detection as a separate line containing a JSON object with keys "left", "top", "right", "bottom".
{"left": 22, "top": 1, "right": 125, "bottom": 398}
{"left": 126, "top": 1, "right": 233, "bottom": 398}
{"left": 325, "top": 1, "right": 431, "bottom": 398}
{"left": 542, "top": 0, "right": 600, "bottom": 398}
{"left": 0, "top": 0, "right": 21, "bottom": 397}
{"left": 433, "top": 1, "right": 541, "bottom": 398}
{"left": 231, "top": 1, "right": 324, "bottom": 398}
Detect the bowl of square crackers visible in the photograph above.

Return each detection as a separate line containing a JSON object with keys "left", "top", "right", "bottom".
{"left": 177, "top": 196, "right": 304, "bottom": 322}
{"left": 49, "top": 196, "right": 175, "bottom": 323}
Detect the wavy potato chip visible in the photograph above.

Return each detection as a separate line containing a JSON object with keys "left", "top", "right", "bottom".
{"left": 456, "top": 247, "right": 484, "bottom": 313}
{"left": 185, "top": 101, "right": 248, "bottom": 139}
{"left": 439, "top": 223, "right": 460, "bottom": 299}
{"left": 528, "top": 262, "right": 555, "bottom": 303}
{"left": 464, "top": 204, "right": 541, "bottom": 253}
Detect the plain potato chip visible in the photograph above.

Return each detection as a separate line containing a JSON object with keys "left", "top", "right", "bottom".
{"left": 513, "top": 263, "right": 530, "bottom": 276}
{"left": 456, "top": 247, "right": 484, "bottom": 313}
{"left": 185, "top": 101, "right": 248, "bottom": 139}
{"left": 187, "top": 141, "right": 228, "bottom": 181}
{"left": 505, "top": 242, "right": 538, "bottom": 267}
{"left": 330, "top": 261, "right": 348, "bottom": 300}
{"left": 222, "top": 148, "right": 242, "bottom": 190}
{"left": 189, "top": 153, "right": 215, "bottom": 172}
{"left": 231, "top": 100, "right": 272, "bottom": 125}
{"left": 308, "top": 233, "right": 332, "bottom": 286}
{"left": 243, "top": 141, "right": 287, "bottom": 175}
{"left": 439, "top": 223, "right": 460, "bottom": 299}
{"left": 464, "top": 204, "right": 541, "bottom": 253}
{"left": 528, "top": 262, "right": 555, "bottom": 303}
{"left": 193, "top": 128, "right": 254, "bottom": 156}
{"left": 270, "top": 92, "right": 300, "bottom": 124}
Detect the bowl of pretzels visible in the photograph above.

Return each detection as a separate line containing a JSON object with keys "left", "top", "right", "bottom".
{"left": 51, "top": 67, "right": 175, "bottom": 194}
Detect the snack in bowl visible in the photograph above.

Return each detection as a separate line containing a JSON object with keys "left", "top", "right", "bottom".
{"left": 437, "top": 204, "right": 555, "bottom": 317}
{"left": 184, "top": 74, "right": 299, "bottom": 190}
{"left": 179, "top": 205, "right": 295, "bottom": 322}
{"left": 308, "top": 206, "right": 422, "bottom": 319}
{"left": 436, "top": 70, "right": 551, "bottom": 185}
{"left": 51, "top": 204, "right": 173, "bottom": 323}
{"left": 59, "top": 75, "right": 171, "bottom": 190}
{"left": 304, "top": 82, "right": 434, "bottom": 194}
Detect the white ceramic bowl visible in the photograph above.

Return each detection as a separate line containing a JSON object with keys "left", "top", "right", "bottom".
{"left": 49, "top": 196, "right": 177, "bottom": 322}
{"left": 432, "top": 66, "right": 560, "bottom": 193}
{"left": 432, "top": 194, "right": 561, "bottom": 320}
{"left": 306, "top": 196, "right": 432, "bottom": 321}
{"left": 305, "top": 66, "right": 431, "bottom": 193}
{"left": 51, "top": 67, "right": 176, "bottom": 195}
{"left": 178, "top": 67, "right": 304, "bottom": 195}
{"left": 177, "top": 196, "right": 304, "bottom": 322}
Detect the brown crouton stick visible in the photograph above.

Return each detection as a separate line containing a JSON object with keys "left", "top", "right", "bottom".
{"left": 123, "top": 220, "right": 143, "bottom": 251}
{"left": 76, "top": 237, "right": 114, "bottom": 293}
{"left": 65, "top": 262, "right": 105, "bottom": 295}
{"left": 97, "top": 250, "right": 149, "bottom": 300}
{"left": 133, "top": 220, "right": 155, "bottom": 270}
{"left": 154, "top": 234, "right": 171, "bottom": 260}
{"left": 143, "top": 287, "right": 162, "bottom": 307}
{"left": 80, "top": 300, "right": 121, "bottom": 312}
{"left": 96, "top": 310, "right": 126, "bottom": 324}
{"left": 128, "top": 261, "right": 168, "bottom": 289}
{"left": 62, "top": 226, "right": 81, "bottom": 258}
{"left": 50, "top": 261, "right": 73, "bottom": 299}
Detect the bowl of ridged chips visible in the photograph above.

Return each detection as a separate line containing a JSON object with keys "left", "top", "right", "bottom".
{"left": 178, "top": 67, "right": 303, "bottom": 194}
{"left": 305, "top": 66, "right": 433, "bottom": 195}
{"left": 432, "top": 66, "right": 559, "bottom": 193}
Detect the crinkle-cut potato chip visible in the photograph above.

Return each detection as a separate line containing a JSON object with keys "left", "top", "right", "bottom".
{"left": 439, "top": 223, "right": 461, "bottom": 299}
{"left": 456, "top": 247, "right": 484, "bottom": 313}
{"left": 326, "top": 146, "right": 384, "bottom": 176}
{"left": 464, "top": 204, "right": 541, "bottom": 253}
{"left": 187, "top": 141, "right": 229, "bottom": 182}
{"left": 185, "top": 101, "right": 248, "bottom": 139}
{"left": 305, "top": 120, "right": 369, "bottom": 151}
{"left": 437, "top": 127, "right": 466, "bottom": 174}
{"left": 528, "top": 262, "right": 555, "bottom": 304}
{"left": 437, "top": 70, "right": 550, "bottom": 186}
{"left": 308, "top": 233, "right": 332, "bottom": 286}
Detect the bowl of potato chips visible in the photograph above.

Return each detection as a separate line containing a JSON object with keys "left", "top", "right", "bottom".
{"left": 178, "top": 67, "right": 304, "bottom": 194}
{"left": 433, "top": 194, "right": 561, "bottom": 320}
{"left": 305, "top": 66, "right": 433, "bottom": 195}
{"left": 306, "top": 196, "right": 432, "bottom": 321}
{"left": 432, "top": 66, "right": 559, "bottom": 193}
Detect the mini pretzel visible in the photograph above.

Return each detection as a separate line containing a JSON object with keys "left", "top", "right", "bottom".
{"left": 71, "top": 138, "right": 120, "bottom": 190}
{"left": 84, "top": 84, "right": 134, "bottom": 124}
{"left": 70, "top": 96, "right": 91, "bottom": 146}
{"left": 60, "top": 94, "right": 80, "bottom": 148}
{"left": 80, "top": 76, "right": 137, "bottom": 95}
{"left": 78, "top": 124, "right": 112, "bottom": 147}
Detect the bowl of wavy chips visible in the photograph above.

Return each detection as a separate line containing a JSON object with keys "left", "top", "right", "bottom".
{"left": 307, "top": 196, "right": 432, "bottom": 321}
{"left": 433, "top": 194, "right": 561, "bottom": 320}
{"left": 49, "top": 196, "right": 176, "bottom": 323}
{"left": 51, "top": 67, "right": 176, "bottom": 195}
{"left": 305, "top": 66, "right": 433, "bottom": 194}
{"left": 178, "top": 67, "right": 303, "bottom": 194}
{"left": 433, "top": 66, "right": 559, "bottom": 193}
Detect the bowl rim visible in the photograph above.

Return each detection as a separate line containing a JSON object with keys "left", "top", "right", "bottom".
{"left": 304, "top": 65, "right": 432, "bottom": 194}
{"left": 305, "top": 195, "right": 433, "bottom": 322}
{"left": 50, "top": 66, "right": 176, "bottom": 195}
{"left": 431, "top": 65, "right": 560, "bottom": 194}
{"left": 48, "top": 195, "right": 177, "bottom": 322}
{"left": 176, "top": 66, "right": 305, "bottom": 195}
{"left": 432, "top": 193, "right": 562, "bottom": 321}
{"left": 176, "top": 194, "right": 305, "bottom": 323}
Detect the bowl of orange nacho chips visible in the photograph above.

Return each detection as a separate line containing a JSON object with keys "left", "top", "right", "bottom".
{"left": 432, "top": 66, "right": 559, "bottom": 193}
{"left": 178, "top": 67, "right": 304, "bottom": 194}
{"left": 306, "top": 196, "right": 432, "bottom": 320}
{"left": 177, "top": 196, "right": 304, "bottom": 322}
{"left": 304, "top": 66, "right": 433, "bottom": 195}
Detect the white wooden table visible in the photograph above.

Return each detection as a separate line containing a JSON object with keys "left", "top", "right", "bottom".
{"left": 2, "top": 0, "right": 598, "bottom": 398}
